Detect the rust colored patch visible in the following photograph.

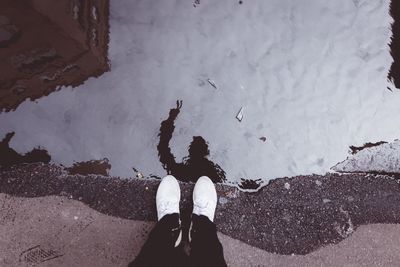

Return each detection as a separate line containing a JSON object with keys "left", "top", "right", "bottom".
{"left": 66, "top": 158, "right": 111, "bottom": 176}
{"left": 0, "top": 132, "right": 51, "bottom": 169}
{"left": 0, "top": 0, "right": 110, "bottom": 112}
{"left": 349, "top": 141, "right": 387, "bottom": 154}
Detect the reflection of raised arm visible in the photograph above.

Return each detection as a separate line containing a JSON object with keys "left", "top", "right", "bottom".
{"left": 157, "top": 100, "right": 182, "bottom": 170}
{"left": 215, "top": 164, "right": 227, "bottom": 183}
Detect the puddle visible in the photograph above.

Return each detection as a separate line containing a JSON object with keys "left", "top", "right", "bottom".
{"left": 157, "top": 101, "right": 226, "bottom": 183}
{"left": 0, "top": 132, "right": 51, "bottom": 169}
{"left": 0, "top": 0, "right": 398, "bottom": 184}
{"left": 66, "top": 159, "right": 111, "bottom": 176}
{"left": 333, "top": 139, "right": 400, "bottom": 177}
{"left": 0, "top": 0, "right": 109, "bottom": 112}
{"left": 0, "top": 132, "right": 111, "bottom": 177}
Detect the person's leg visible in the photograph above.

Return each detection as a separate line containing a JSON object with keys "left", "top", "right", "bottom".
{"left": 129, "top": 175, "right": 185, "bottom": 267}
{"left": 189, "top": 176, "right": 227, "bottom": 267}
{"left": 129, "top": 213, "right": 182, "bottom": 267}
{"left": 189, "top": 214, "right": 227, "bottom": 267}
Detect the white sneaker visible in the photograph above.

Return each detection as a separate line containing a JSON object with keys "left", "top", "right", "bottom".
{"left": 156, "top": 175, "right": 180, "bottom": 221}
{"left": 192, "top": 176, "right": 217, "bottom": 222}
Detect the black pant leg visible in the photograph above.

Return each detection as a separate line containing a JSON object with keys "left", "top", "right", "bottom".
{"left": 189, "top": 214, "right": 227, "bottom": 267}
{"left": 129, "top": 213, "right": 186, "bottom": 267}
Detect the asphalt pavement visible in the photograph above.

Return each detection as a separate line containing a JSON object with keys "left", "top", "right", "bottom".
{"left": 1, "top": 163, "right": 400, "bottom": 266}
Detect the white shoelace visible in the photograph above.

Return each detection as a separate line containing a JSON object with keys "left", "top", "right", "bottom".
{"left": 193, "top": 201, "right": 210, "bottom": 214}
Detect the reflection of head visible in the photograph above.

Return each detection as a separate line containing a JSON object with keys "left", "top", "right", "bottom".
{"left": 188, "top": 136, "right": 209, "bottom": 159}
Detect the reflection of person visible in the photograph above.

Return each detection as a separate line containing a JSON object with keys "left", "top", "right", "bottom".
{"left": 129, "top": 175, "right": 227, "bottom": 267}
{"left": 157, "top": 100, "right": 226, "bottom": 183}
